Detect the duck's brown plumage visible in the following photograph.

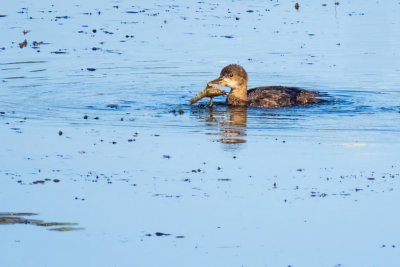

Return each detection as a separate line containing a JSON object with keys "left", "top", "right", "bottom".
{"left": 208, "top": 64, "right": 324, "bottom": 107}
{"left": 247, "top": 86, "right": 323, "bottom": 107}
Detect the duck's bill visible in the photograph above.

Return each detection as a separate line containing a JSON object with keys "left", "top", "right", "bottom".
{"left": 208, "top": 77, "right": 227, "bottom": 86}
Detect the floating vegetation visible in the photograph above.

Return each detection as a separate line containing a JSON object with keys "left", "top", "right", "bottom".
{"left": 0, "top": 60, "right": 47, "bottom": 65}
{"left": 0, "top": 212, "right": 83, "bottom": 231}
{"left": 48, "top": 227, "right": 84, "bottom": 232}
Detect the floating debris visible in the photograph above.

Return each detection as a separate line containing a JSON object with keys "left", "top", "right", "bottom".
{"left": 295, "top": 3, "right": 300, "bottom": 10}
{"left": 55, "top": 16, "right": 70, "bottom": 19}
{"left": 19, "top": 39, "right": 27, "bottom": 48}
{"left": 155, "top": 232, "right": 170, "bottom": 236}
{"left": 32, "top": 41, "right": 47, "bottom": 46}
{"left": 87, "top": 67, "right": 96, "bottom": 71}
{"left": 126, "top": 10, "right": 146, "bottom": 14}
{"left": 51, "top": 50, "right": 68, "bottom": 54}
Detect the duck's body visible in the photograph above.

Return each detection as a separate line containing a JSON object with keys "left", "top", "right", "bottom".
{"left": 227, "top": 85, "right": 322, "bottom": 107}
{"left": 208, "top": 64, "right": 324, "bottom": 107}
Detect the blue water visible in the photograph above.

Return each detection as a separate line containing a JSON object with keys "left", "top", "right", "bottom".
{"left": 1, "top": 1, "right": 400, "bottom": 266}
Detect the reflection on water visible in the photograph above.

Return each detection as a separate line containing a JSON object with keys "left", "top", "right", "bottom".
{"left": 193, "top": 105, "right": 247, "bottom": 145}
{"left": 0, "top": 212, "right": 83, "bottom": 232}
{"left": 218, "top": 106, "right": 247, "bottom": 144}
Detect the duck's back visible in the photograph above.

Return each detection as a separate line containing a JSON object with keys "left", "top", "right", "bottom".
{"left": 247, "top": 86, "right": 322, "bottom": 107}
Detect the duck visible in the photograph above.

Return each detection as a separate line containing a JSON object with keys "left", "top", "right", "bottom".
{"left": 207, "top": 64, "right": 324, "bottom": 107}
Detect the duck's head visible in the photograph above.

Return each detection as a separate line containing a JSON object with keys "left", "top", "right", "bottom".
{"left": 208, "top": 64, "right": 248, "bottom": 91}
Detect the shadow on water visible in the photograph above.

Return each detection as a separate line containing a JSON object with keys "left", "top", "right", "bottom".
{"left": 0, "top": 212, "right": 83, "bottom": 232}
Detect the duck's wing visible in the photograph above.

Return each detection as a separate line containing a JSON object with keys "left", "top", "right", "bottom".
{"left": 247, "top": 86, "right": 322, "bottom": 107}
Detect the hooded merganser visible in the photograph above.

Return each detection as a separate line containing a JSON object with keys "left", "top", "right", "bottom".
{"left": 208, "top": 64, "right": 324, "bottom": 107}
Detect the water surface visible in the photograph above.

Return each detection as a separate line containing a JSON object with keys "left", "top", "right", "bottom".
{"left": 1, "top": 1, "right": 400, "bottom": 266}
